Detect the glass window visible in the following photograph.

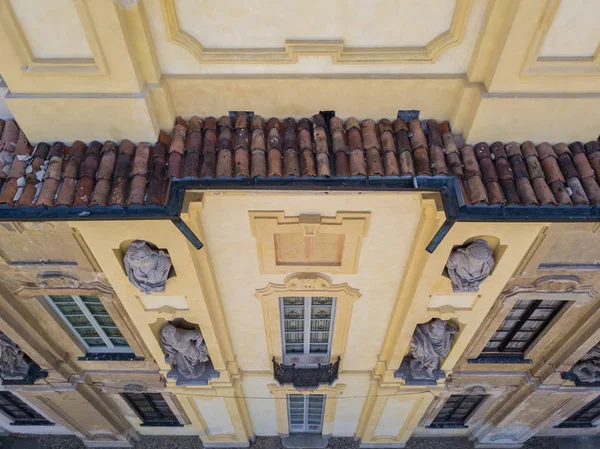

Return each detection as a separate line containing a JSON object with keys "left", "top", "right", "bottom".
{"left": 287, "top": 394, "right": 325, "bottom": 434}
{"left": 281, "top": 297, "right": 334, "bottom": 367}
{"left": 0, "top": 392, "right": 53, "bottom": 426}
{"left": 557, "top": 396, "right": 600, "bottom": 428}
{"left": 122, "top": 393, "right": 181, "bottom": 427}
{"left": 429, "top": 395, "right": 485, "bottom": 428}
{"left": 482, "top": 300, "right": 564, "bottom": 355}
{"left": 45, "top": 295, "right": 131, "bottom": 353}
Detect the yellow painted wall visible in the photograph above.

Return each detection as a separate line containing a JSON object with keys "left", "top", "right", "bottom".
{"left": 198, "top": 192, "right": 423, "bottom": 436}
{"left": 1, "top": 0, "right": 600, "bottom": 143}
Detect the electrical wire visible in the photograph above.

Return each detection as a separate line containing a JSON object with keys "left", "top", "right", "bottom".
{"left": 90, "top": 383, "right": 437, "bottom": 400}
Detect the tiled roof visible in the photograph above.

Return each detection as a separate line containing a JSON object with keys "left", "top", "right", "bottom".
{"left": 1, "top": 113, "right": 600, "bottom": 209}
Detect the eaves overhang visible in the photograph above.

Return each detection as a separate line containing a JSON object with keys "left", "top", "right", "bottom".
{"left": 0, "top": 175, "right": 599, "bottom": 253}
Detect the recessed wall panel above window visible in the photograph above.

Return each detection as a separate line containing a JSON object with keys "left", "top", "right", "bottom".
{"left": 249, "top": 211, "right": 369, "bottom": 274}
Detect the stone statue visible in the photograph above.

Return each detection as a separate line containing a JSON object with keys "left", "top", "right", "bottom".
{"left": 409, "top": 319, "right": 458, "bottom": 380}
{"left": 0, "top": 332, "right": 30, "bottom": 381}
{"left": 160, "top": 324, "right": 210, "bottom": 380}
{"left": 572, "top": 343, "right": 600, "bottom": 383}
{"left": 446, "top": 239, "right": 494, "bottom": 292}
{"left": 123, "top": 240, "right": 171, "bottom": 294}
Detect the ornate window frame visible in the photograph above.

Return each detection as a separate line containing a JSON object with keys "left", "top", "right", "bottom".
{"left": 466, "top": 276, "right": 595, "bottom": 364}
{"left": 267, "top": 383, "right": 345, "bottom": 437}
{"left": 255, "top": 273, "right": 361, "bottom": 368}
{"left": 420, "top": 384, "right": 515, "bottom": 430}
{"left": 12, "top": 271, "right": 150, "bottom": 360}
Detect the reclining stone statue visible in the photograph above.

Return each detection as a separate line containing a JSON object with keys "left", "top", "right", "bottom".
{"left": 123, "top": 240, "right": 171, "bottom": 294}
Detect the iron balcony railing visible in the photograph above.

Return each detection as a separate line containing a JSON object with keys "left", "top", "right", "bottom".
{"left": 272, "top": 357, "right": 341, "bottom": 388}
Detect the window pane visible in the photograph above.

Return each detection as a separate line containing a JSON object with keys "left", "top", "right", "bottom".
{"left": 95, "top": 316, "right": 118, "bottom": 327}
{"left": 558, "top": 396, "right": 600, "bottom": 427}
{"left": 110, "top": 337, "right": 130, "bottom": 347}
{"left": 0, "top": 392, "right": 52, "bottom": 425}
{"left": 64, "top": 315, "right": 92, "bottom": 327}
{"left": 56, "top": 304, "right": 85, "bottom": 315}
{"left": 83, "top": 337, "right": 106, "bottom": 347}
{"left": 46, "top": 295, "right": 130, "bottom": 352}
{"left": 49, "top": 295, "right": 75, "bottom": 303}
{"left": 123, "top": 393, "right": 179, "bottom": 426}
{"left": 484, "top": 300, "right": 564, "bottom": 355}
{"left": 430, "top": 395, "right": 485, "bottom": 427}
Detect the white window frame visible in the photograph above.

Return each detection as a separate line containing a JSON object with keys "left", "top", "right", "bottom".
{"left": 280, "top": 296, "right": 336, "bottom": 367}
{"left": 44, "top": 295, "right": 132, "bottom": 354}
{"left": 287, "top": 394, "right": 325, "bottom": 434}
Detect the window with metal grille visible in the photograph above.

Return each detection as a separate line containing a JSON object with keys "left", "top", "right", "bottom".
{"left": 122, "top": 393, "right": 181, "bottom": 427}
{"left": 482, "top": 300, "right": 564, "bottom": 356}
{"left": 45, "top": 295, "right": 131, "bottom": 353}
{"left": 0, "top": 392, "right": 53, "bottom": 426}
{"left": 281, "top": 296, "right": 335, "bottom": 367}
{"left": 429, "top": 395, "right": 485, "bottom": 428}
{"left": 557, "top": 396, "right": 600, "bottom": 428}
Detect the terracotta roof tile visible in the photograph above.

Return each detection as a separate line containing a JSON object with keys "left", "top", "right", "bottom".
{"left": 362, "top": 120, "right": 383, "bottom": 176}
{"left": 379, "top": 119, "right": 399, "bottom": 176}
{"left": 183, "top": 116, "right": 203, "bottom": 178}
{"left": 128, "top": 142, "right": 151, "bottom": 205}
{"left": 234, "top": 112, "right": 250, "bottom": 177}
{"left": 146, "top": 142, "right": 167, "bottom": 206}
{"left": 283, "top": 117, "right": 300, "bottom": 177}
{"left": 266, "top": 118, "right": 283, "bottom": 177}
{"left": 298, "top": 118, "right": 316, "bottom": 177}
{"left": 346, "top": 117, "right": 366, "bottom": 176}
{"left": 2, "top": 115, "right": 600, "bottom": 210}
{"left": 250, "top": 115, "right": 266, "bottom": 178}
{"left": 330, "top": 117, "right": 349, "bottom": 177}
{"left": 200, "top": 117, "right": 217, "bottom": 178}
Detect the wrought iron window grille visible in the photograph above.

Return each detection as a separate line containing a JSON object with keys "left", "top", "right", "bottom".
{"left": 273, "top": 357, "right": 340, "bottom": 388}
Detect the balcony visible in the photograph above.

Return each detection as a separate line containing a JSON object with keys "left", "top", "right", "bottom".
{"left": 272, "top": 357, "right": 340, "bottom": 388}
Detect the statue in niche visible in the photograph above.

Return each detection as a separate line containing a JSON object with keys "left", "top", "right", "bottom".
{"left": 409, "top": 319, "right": 458, "bottom": 380}
{"left": 160, "top": 324, "right": 210, "bottom": 380}
{"left": 572, "top": 343, "right": 600, "bottom": 383}
{"left": 123, "top": 240, "right": 171, "bottom": 294}
{"left": 446, "top": 239, "right": 494, "bottom": 292}
{"left": 0, "top": 332, "right": 30, "bottom": 381}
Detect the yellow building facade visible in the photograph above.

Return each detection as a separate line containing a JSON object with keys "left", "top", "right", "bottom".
{"left": 0, "top": 1, "right": 599, "bottom": 448}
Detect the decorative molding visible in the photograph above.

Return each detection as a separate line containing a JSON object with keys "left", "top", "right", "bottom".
{"left": 257, "top": 273, "right": 360, "bottom": 298}
{"left": 12, "top": 271, "right": 113, "bottom": 296}
{"left": 522, "top": 0, "right": 600, "bottom": 76}
{"left": 161, "top": 0, "right": 473, "bottom": 64}
{"left": 268, "top": 382, "right": 345, "bottom": 436}
{"left": 249, "top": 211, "right": 370, "bottom": 274}
{"left": 185, "top": 396, "right": 240, "bottom": 442}
{"left": 500, "top": 275, "right": 596, "bottom": 302}
{"left": 0, "top": 0, "right": 108, "bottom": 76}
{"left": 256, "top": 273, "right": 361, "bottom": 368}
{"left": 37, "top": 396, "right": 93, "bottom": 439}
{"left": 267, "top": 382, "right": 346, "bottom": 396}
